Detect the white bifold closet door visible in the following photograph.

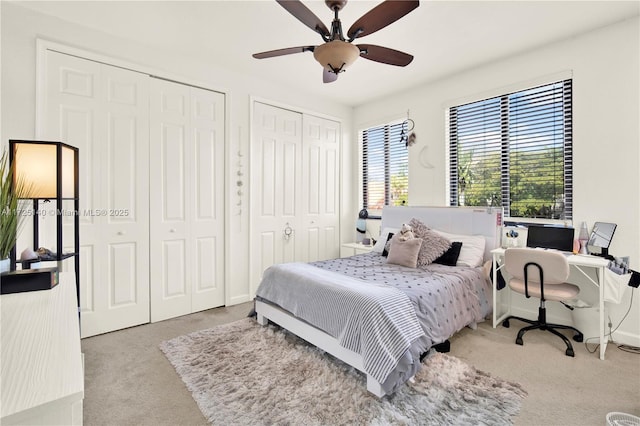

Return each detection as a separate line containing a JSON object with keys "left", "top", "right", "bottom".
{"left": 250, "top": 101, "right": 340, "bottom": 296}
{"left": 149, "top": 78, "right": 225, "bottom": 322}
{"left": 43, "top": 51, "right": 151, "bottom": 338}
{"left": 42, "top": 49, "right": 226, "bottom": 336}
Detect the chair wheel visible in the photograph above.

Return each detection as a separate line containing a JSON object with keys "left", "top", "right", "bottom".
{"left": 515, "top": 337, "right": 523, "bottom": 345}
{"left": 573, "top": 333, "right": 584, "bottom": 343}
{"left": 502, "top": 320, "right": 510, "bottom": 328}
{"left": 566, "top": 348, "right": 575, "bottom": 357}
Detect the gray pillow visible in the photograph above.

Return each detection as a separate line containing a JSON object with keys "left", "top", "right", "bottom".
{"left": 408, "top": 218, "right": 452, "bottom": 266}
{"left": 386, "top": 234, "right": 423, "bottom": 268}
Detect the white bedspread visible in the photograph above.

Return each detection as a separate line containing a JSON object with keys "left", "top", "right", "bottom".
{"left": 256, "top": 262, "right": 425, "bottom": 386}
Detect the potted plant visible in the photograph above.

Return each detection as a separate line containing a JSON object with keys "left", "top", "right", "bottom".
{"left": 0, "top": 149, "right": 31, "bottom": 273}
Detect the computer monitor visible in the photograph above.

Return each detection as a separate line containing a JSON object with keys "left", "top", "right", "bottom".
{"left": 588, "top": 222, "right": 617, "bottom": 257}
{"left": 526, "top": 225, "right": 575, "bottom": 252}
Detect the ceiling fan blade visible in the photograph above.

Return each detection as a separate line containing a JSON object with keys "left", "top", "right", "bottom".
{"left": 253, "top": 46, "right": 315, "bottom": 59}
{"left": 323, "top": 68, "right": 338, "bottom": 84}
{"left": 357, "top": 44, "right": 414, "bottom": 67}
{"left": 347, "top": 0, "right": 419, "bottom": 40}
{"left": 276, "top": 0, "right": 330, "bottom": 38}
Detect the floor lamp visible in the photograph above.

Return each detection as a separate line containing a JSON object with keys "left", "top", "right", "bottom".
{"left": 9, "top": 140, "right": 80, "bottom": 306}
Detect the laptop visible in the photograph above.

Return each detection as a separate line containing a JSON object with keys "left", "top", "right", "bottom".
{"left": 526, "top": 225, "right": 575, "bottom": 252}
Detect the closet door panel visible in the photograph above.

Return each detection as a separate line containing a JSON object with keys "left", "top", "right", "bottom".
{"left": 78, "top": 245, "right": 95, "bottom": 314}
{"left": 150, "top": 79, "right": 192, "bottom": 322}
{"left": 250, "top": 102, "right": 302, "bottom": 295}
{"left": 150, "top": 80, "right": 225, "bottom": 320}
{"left": 306, "top": 228, "right": 320, "bottom": 262}
{"left": 281, "top": 141, "right": 298, "bottom": 217}
{"left": 161, "top": 124, "right": 187, "bottom": 221}
{"left": 259, "top": 232, "right": 276, "bottom": 276}
{"left": 190, "top": 87, "right": 225, "bottom": 313}
{"left": 194, "top": 130, "right": 215, "bottom": 219}
{"left": 59, "top": 106, "right": 96, "bottom": 227}
{"left": 44, "top": 51, "right": 150, "bottom": 338}
{"left": 302, "top": 115, "right": 341, "bottom": 262}
{"left": 101, "top": 65, "right": 150, "bottom": 335}
{"left": 107, "top": 114, "right": 138, "bottom": 221}
{"left": 162, "top": 240, "right": 187, "bottom": 297}
{"left": 194, "top": 237, "right": 216, "bottom": 292}
{"left": 260, "top": 138, "right": 276, "bottom": 216}
{"left": 306, "top": 145, "right": 321, "bottom": 215}
{"left": 109, "top": 243, "right": 137, "bottom": 306}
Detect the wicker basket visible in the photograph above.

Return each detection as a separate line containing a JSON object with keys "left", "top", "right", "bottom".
{"left": 606, "top": 412, "right": 640, "bottom": 426}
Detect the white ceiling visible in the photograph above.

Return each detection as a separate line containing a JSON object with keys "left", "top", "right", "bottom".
{"left": 13, "top": 0, "right": 640, "bottom": 107}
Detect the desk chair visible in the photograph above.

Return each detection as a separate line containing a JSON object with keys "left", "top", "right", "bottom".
{"left": 502, "top": 248, "right": 584, "bottom": 357}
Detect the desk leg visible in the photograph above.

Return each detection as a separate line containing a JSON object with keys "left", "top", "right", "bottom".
{"left": 598, "top": 265, "right": 607, "bottom": 360}
{"left": 493, "top": 254, "right": 498, "bottom": 328}
{"left": 492, "top": 253, "right": 510, "bottom": 328}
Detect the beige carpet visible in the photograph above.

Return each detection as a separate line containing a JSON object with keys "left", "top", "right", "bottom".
{"left": 80, "top": 302, "right": 640, "bottom": 426}
{"left": 160, "top": 318, "right": 527, "bottom": 426}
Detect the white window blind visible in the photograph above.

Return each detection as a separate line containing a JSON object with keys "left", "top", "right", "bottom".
{"left": 362, "top": 122, "right": 408, "bottom": 216}
{"left": 449, "top": 79, "right": 573, "bottom": 220}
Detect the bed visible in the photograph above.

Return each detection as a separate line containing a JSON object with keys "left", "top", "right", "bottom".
{"left": 255, "top": 206, "right": 503, "bottom": 397}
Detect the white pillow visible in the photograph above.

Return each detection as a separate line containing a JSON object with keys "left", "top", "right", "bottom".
{"left": 372, "top": 227, "right": 400, "bottom": 253}
{"left": 433, "top": 230, "right": 486, "bottom": 267}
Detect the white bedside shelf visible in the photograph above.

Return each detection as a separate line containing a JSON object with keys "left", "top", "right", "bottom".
{"left": 340, "top": 242, "right": 374, "bottom": 258}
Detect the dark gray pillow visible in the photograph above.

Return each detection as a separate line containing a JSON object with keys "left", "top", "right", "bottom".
{"left": 434, "top": 242, "right": 463, "bottom": 266}
{"left": 382, "top": 232, "right": 395, "bottom": 257}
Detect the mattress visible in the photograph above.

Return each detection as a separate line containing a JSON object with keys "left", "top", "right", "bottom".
{"left": 311, "top": 252, "right": 493, "bottom": 342}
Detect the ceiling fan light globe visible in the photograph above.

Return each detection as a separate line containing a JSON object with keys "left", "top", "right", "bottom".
{"left": 313, "top": 40, "right": 360, "bottom": 73}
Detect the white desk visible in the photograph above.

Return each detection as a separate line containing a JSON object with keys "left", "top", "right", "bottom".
{"left": 491, "top": 248, "right": 610, "bottom": 360}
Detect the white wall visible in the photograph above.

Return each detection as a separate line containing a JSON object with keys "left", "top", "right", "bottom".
{"left": 352, "top": 17, "right": 640, "bottom": 346}
{"left": 0, "top": 2, "right": 355, "bottom": 307}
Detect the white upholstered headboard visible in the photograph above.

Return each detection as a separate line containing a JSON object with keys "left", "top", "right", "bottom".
{"left": 380, "top": 206, "right": 503, "bottom": 261}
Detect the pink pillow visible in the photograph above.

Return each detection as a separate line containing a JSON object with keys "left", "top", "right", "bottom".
{"left": 386, "top": 234, "right": 423, "bottom": 268}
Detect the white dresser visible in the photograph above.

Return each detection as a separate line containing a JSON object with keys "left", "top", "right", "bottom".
{"left": 1, "top": 272, "right": 84, "bottom": 425}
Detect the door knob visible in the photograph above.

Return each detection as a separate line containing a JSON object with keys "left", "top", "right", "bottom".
{"left": 283, "top": 223, "right": 294, "bottom": 241}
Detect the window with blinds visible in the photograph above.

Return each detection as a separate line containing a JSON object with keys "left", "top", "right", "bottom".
{"left": 362, "top": 122, "right": 408, "bottom": 217}
{"left": 449, "top": 79, "right": 572, "bottom": 220}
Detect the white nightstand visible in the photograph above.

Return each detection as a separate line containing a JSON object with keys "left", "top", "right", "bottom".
{"left": 340, "top": 242, "right": 374, "bottom": 258}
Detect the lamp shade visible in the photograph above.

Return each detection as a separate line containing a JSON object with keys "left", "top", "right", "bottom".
{"left": 10, "top": 140, "right": 78, "bottom": 199}
{"left": 313, "top": 40, "right": 360, "bottom": 73}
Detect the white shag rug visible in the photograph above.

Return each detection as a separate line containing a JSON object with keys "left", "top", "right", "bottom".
{"left": 160, "top": 318, "right": 527, "bottom": 425}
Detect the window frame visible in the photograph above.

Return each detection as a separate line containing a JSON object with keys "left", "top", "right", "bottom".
{"left": 447, "top": 78, "right": 573, "bottom": 222}
{"left": 360, "top": 119, "right": 409, "bottom": 219}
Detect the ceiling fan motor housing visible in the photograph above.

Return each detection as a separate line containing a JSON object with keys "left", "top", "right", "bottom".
{"left": 313, "top": 40, "right": 360, "bottom": 73}
{"left": 325, "top": 0, "right": 347, "bottom": 11}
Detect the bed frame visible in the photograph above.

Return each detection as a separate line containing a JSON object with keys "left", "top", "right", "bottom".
{"left": 255, "top": 206, "right": 503, "bottom": 397}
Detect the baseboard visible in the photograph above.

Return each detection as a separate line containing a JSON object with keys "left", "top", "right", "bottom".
{"left": 227, "top": 294, "right": 251, "bottom": 306}
{"left": 608, "top": 330, "right": 640, "bottom": 348}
